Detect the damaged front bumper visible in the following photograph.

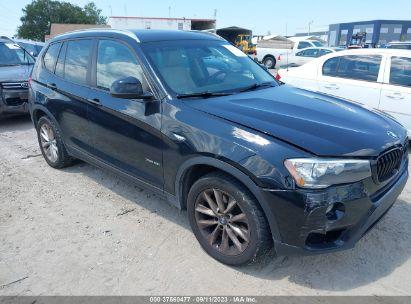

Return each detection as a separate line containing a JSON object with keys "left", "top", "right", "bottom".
{"left": 0, "top": 82, "right": 29, "bottom": 116}
{"left": 262, "top": 161, "right": 408, "bottom": 256}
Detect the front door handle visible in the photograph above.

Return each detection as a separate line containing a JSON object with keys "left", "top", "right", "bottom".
{"left": 87, "top": 98, "right": 102, "bottom": 106}
{"left": 47, "top": 83, "right": 57, "bottom": 90}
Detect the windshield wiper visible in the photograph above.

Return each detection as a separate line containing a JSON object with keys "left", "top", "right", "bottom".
{"left": 176, "top": 91, "right": 233, "bottom": 99}
{"left": 238, "top": 82, "right": 276, "bottom": 93}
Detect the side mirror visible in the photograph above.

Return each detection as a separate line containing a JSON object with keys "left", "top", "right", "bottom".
{"left": 110, "top": 76, "right": 153, "bottom": 100}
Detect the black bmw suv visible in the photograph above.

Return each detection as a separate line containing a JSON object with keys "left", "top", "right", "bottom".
{"left": 29, "top": 29, "right": 408, "bottom": 265}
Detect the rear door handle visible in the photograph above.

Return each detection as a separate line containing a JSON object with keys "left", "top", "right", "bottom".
{"left": 324, "top": 83, "right": 339, "bottom": 90}
{"left": 386, "top": 92, "right": 404, "bottom": 100}
{"left": 87, "top": 98, "right": 102, "bottom": 106}
{"left": 47, "top": 83, "right": 57, "bottom": 90}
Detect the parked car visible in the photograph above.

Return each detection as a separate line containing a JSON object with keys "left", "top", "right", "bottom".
{"left": 0, "top": 37, "right": 35, "bottom": 117}
{"left": 276, "top": 47, "right": 343, "bottom": 68}
{"left": 29, "top": 29, "right": 408, "bottom": 266}
{"left": 385, "top": 41, "right": 411, "bottom": 50}
{"left": 277, "top": 48, "right": 411, "bottom": 137}
{"left": 257, "top": 38, "right": 324, "bottom": 69}
{"left": 14, "top": 38, "right": 45, "bottom": 57}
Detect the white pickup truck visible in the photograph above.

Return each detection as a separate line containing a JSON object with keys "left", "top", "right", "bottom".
{"left": 256, "top": 38, "right": 325, "bottom": 69}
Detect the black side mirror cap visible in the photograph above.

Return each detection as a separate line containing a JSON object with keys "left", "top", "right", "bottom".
{"left": 110, "top": 76, "right": 153, "bottom": 100}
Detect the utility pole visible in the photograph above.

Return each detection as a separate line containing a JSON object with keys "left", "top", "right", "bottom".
{"left": 308, "top": 20, "right": 314, "bottom": 36}
{"left": 213, "top": 9, "right": 217, "bottom": 32}
{"left": 168, "top": 6, "right": 171, "bottom": 18}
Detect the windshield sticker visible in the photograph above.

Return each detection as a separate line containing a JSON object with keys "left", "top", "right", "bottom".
{"left": 5, "top": 43, "right": 20, "bottom": 50}
{"left": 223, "top": 44, "right": 247, "bottom": 57}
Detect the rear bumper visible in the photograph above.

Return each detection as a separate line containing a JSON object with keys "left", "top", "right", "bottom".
{"left": 262, "top": 164, "right": 408, "bottom": 256}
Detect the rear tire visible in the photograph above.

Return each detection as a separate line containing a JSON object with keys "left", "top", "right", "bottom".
{"left": 36, "top": 116, "right": 74, "bottom": 169}
{"left": 262, "top": 55, "right": 276, "bottom": 69}
{"left": 187, "top": 172, "right": 272, "bottom": 266}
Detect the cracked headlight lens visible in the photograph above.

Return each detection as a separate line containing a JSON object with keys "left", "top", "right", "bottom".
{"left": 284, "top": 158, "right": 371, "bottom": 189}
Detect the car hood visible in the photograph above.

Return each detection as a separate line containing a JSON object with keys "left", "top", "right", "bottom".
{"left": 0, "top": 65, "right": 32, "bottom": 83}
{"left": 186, "top": 85, "right": 407, "bottom": 156}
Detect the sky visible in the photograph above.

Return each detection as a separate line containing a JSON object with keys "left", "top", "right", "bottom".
{"left": 1, "top": 0, "right": 411, "bottom": 38}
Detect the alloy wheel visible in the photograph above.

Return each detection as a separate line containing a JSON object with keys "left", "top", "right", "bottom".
{"left": 39, "top": 123, "right": 59, "bottom": 163}
{"left": 264, "top": 58, "right": 273, "bottom": 68}
{"left": 194, "top": 188, "right": 250, "bottom": 256}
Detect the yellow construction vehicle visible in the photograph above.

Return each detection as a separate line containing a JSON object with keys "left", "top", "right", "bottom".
{"left": 216, "top": 27, "right": 257, "bottom": 55}
{"left": 234, "top": 34, "right": 256, "bottom": 55}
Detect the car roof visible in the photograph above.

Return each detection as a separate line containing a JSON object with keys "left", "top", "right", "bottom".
{"left": 387, "top": 41, "right": 411, "bottom": 45}
{"left": 50, "top": 28, "right": 223, "bottom": 43}
{"left": 14, "top": 38, "right": 45, "bottom": 46}
{"left": 329, "top": 48, "right": 411, "bottom": 57}
{"left": 0, "top": 37, "right": 15, "bottom": 43}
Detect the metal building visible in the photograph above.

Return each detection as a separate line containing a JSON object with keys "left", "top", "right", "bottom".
{"left": 328, "top": 20, "right": 411, "bottom": 47}
{"left": 108, "top": 16, "right": 216, "bottom": 31}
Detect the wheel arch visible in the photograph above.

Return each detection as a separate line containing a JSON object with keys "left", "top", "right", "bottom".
{"left": 175, "top": 156, "right": 281, "bottom": 242}
{"left": 31, "top": 105, "right": 56, "bottom": 127}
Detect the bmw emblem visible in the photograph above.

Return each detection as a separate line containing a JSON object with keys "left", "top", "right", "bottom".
{"left": 387, "top": 131, "right": 399, "bottom": 139}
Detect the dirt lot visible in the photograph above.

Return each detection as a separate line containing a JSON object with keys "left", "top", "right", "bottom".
{"left": 1, "top": 116, "right": 411, "bottom": 296}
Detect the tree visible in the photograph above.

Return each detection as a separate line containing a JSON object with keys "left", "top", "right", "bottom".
{"left": 17, "top": 0, "right": 107, "bottom": 41}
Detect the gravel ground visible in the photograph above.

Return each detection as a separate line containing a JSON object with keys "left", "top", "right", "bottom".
{"left": 1, "top": 116, "right": 411, "bottom": 296}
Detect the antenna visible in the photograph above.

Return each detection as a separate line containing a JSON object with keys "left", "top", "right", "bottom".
{"left": 286, "top": 23, "right": 289, "bottom": 71}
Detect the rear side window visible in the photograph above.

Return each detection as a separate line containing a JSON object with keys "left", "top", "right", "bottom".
{"left": 387, "top": 44, "right": 411, "bottom": 50}
{"left": 319, "top": 49, "right": 333, "bottom": 56}
{"left": 64, "top": 39, "right": 92, "bottom": 85}
{"left": 322, "top": 55, "right": 382, "bottom": 82}
{"left": 43, "top": 43, "right": 61, "bottom": 73}
{"left": 336, "top": 55, "right": 381, "bottom": 82}
{"left": 297, "top": 41, "right": 312, "bottom": 49}
{"left": 390, "top": 57, "right": 411, "bottom": 87}
{"left": 322, "top": 57, "right": 339, "bottom": 76}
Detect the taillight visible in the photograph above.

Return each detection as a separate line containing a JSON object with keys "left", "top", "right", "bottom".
{"left": 275, "top": 74, "right": 281, "bottom": 81}
{"left": 277, "top": 55, "right": 281, "bottom": 61}
{"left": 254, "top": 50, "right": 257, "bottom": 55}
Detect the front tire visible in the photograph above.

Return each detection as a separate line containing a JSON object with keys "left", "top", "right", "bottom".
{"left": 262, "top": 55, "right": 276, "bottom": 69}
{"left": 187, "top": 172, "right": 272, "bottom": 265}
{"left": 36, "top": 116, "right": 74, "bottom": 169}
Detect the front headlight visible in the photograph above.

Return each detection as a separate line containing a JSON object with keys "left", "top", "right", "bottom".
{"left": 284, "top": 158, "right": 371, "bottom": 189}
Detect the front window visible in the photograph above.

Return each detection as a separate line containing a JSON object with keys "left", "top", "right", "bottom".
{"left": 96, "top": 39, "right": 149, "bottom": 91}
{"left": 0, "top": 42, "right": 35, "bottom": 66}
{"left": 141, "top": 39, "right": 276, "bottom": 95}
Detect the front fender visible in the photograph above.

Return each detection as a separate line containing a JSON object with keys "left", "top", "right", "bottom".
{"left": 174, "top": 156, "right": 282, "bottom": 242}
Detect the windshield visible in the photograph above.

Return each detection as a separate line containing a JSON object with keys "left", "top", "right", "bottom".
{"left": 0, "top": 42, "right": 35, "bottom": 66}
{"left": 141, "top": 39, "right": 276, "bottom": 95}
{"left": 312, "top": 41, "right": 324, "bottom": 47}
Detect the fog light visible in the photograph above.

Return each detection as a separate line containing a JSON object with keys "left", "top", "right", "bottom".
{"left": 326, "top": 203, "right": 345, "bottom": 221}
